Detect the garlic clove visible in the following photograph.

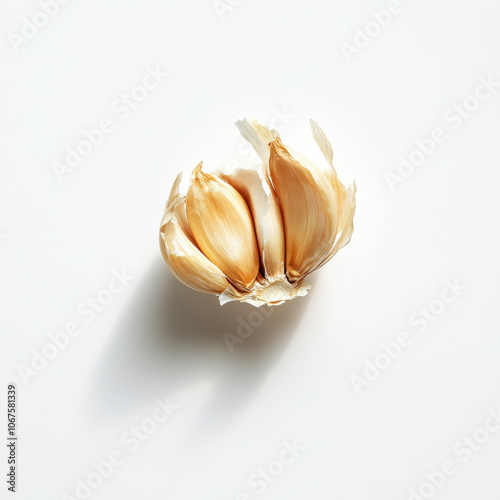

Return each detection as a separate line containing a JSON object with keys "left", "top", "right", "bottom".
{"left": 160, "top": 194, "right": 229, "bottom": 294}
{"left": 186, "top": 162, "right": 260, "bottom": 290}
{"left": 220, "top": 164, "right": 285, "bottom": 283}
{"left": 268, "top": 138, "right": 338, "bottom": 282}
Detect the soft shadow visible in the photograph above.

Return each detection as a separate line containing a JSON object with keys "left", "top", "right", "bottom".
{"left": 88, "top": 257, "right": 313, "bottom": 440}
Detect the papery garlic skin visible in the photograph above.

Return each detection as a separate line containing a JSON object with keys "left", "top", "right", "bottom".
{"left": 159, "top": 119, "right": 356, "bottom": 307}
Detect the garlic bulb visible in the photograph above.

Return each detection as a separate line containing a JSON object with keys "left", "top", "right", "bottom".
{"left": 159, "top": 119, "right": 356, "bottom": 307}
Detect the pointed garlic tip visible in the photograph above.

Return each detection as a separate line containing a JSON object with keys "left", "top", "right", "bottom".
{"left": 167, "top": 172, "right": 182, "bottom": 204}
{"left": 186, "top": 163, "right": 260, "bottom": 290}
{"left": 235, "top": 118, "right": 279, "bottom": 165}
{"left": 268, "top": 137, "right": 337, "bottom": 281}
{"left": 159, "top": 196, "right": 229, "bottom": 294}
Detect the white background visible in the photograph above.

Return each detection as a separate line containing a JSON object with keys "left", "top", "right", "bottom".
{"left": 1, "top": 0, "right": 500, "bottom": 499}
